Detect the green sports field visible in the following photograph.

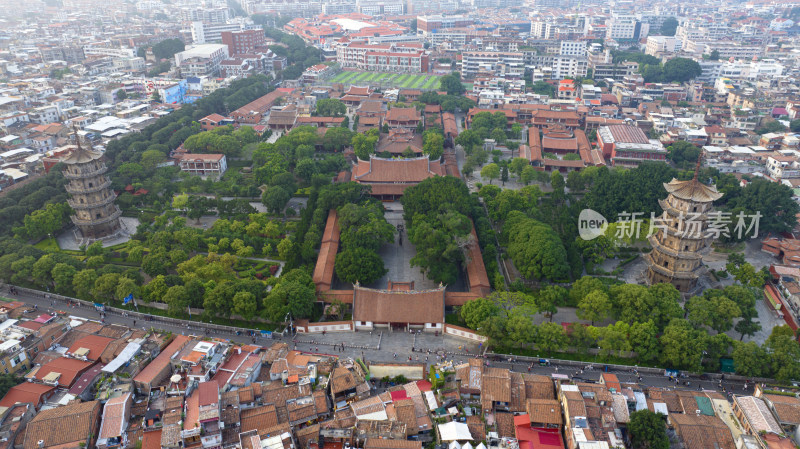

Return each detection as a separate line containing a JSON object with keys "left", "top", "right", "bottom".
{"left": 327, "top": 70, "right": 444, "bottom": 90}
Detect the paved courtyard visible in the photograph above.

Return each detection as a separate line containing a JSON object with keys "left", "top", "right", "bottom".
{"left": 57, "top": 216, "right": 139, "bottom": 250}
{"left": 360, "top": 202, "right": 439, "bottom": 290}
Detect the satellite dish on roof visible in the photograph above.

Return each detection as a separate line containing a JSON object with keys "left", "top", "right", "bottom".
{"left": 170, "top": 374, "right": 181, "bottom": 383}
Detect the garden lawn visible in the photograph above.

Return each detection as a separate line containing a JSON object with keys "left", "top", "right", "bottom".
{"left": 34, "top": 238, "right": 60, "bottom": 252}
{"left": 352, "top": 72, "right": 372, "bottom": 82}
{"left": 330, "top": 71, "right": 355, "bottom": 83}
{"left": 422, "top": 76, "right": 440, "bottom": 89}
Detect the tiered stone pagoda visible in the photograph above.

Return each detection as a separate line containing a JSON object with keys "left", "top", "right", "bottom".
{"left": 645, "top": 164, "right": 723, "bottom": 292}
{"left": 62, "top": 133, "right": 122, "bottom": 243}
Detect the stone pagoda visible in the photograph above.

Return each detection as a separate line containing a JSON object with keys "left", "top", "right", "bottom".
{"left": 62, "top": 132, "right": 122, "bottom": 244}
{"left": 645, "top": 161, "right": 723, "bottom": 293}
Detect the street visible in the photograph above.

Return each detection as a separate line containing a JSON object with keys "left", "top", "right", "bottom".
{"left": 3, "top": 287, "right": 767, "bottom": 400}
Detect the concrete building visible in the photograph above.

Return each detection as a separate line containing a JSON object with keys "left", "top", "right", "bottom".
{"left": 645, "top": 36, "right": 679, "bottom": 56}
{"left": 191, "top": 21, "right": 247, "bottom": 44}
{"left": 337, "top": 42, "right": 428, "bottom": 73}
{"left": 461, "top": 51, "right": 524, "bottom": 79}
{"left": 176, "top": 153, "right": 228, "bottom": 179}
{"left": 174, "top": 44, "right": 230, "bottom": 77}
{"left": 416, "top": 15, "right": 473, "bottom": 34}
{"left": 221, "top": 29, "right": 266, "bottom": 55}
{"left": 62, "top": 135, "right": 123, "bottom": 243}
{"left": 645, "top": 173, "right": 723, "bottom": 292}
{"left": 605, "top": 15, "right": 649, "bottom": 41}
{"left": 597, "top": 124, "right": 667, "bottom": 167}
{"left": 559, "top": 41, "right": 586, "bottom": 56}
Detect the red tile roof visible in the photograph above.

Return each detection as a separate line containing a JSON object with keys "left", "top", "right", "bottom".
{"left": 198, "top": 381, "right": 219, "bottom": 406}
{"left": 352, "top": 285, "right": 445, "bottom": 324}
{"left": 0, "top": 383, "right": 54, "bottom": 408}
{"left": 353, "top": 156, "right": 444, "bottom": 183}
{"left": 141, "top": 430, "right": 162, "bottom": 449}
{"left": 34, "top": 358, "right": 93, "bottom": 387}
{"left": 67, "top": 334, "right": 114, "bottom": 361}
{"left": 386, "top": 107, "right": 421, "bottom": 122}
{"left": 133, "top": 335, "right": 191, "bottom": 387}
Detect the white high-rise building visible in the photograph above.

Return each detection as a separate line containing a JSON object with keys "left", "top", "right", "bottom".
{"left": 559, "top": 41, "right": 586, "bottom": 56}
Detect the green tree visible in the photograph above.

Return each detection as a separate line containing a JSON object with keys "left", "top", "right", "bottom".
{"left": 533, "top": 286, "right": 564, "bottom": 322}
{"left": 766, "top": 325, "right": 800, "bottom": 381}
{"left": 151, "top": 38, "right": 185, "bottom": 59}
{"left": 163, "top": 285, "right": 189, "bottom": 317}
{"left": 72, "top": 269, "right": 98, "bottom": 299}
{"left": 660, "top": 319, "right": 705, "bottom": 372}
{"left": 510, "top": 157, "right": 529, "bottom": 178}
{"left": 504, "top": 213, "right": 570, "bottom": 282}
{"left": 577, "top": 290, "right": 612, "bottom": 325}
{"left": 569, "top": 276, "right": 608, "bottom": 306}
{"left": 232, "top": 291, "right": 258, "bottom": 320}
{"left": 490, "top": 127, "right": 507, "bottom": 145}
{"left": 315, "top": 98, "right": 346, "bottom": 117}
{"left": 91, "top": 273, "right": 120, "bottom": 302}
{"left": 352, "top": 133, "right": 378, "bottom": 160}
{"left": 510, "top": 123, "right": 522, "bottom": 140}
{"left": 535, "top": 322, "right": 568, "bottom": 353}
{"left": 335, "top": 247, "right": 387, "bottom": 285}
{"left": 338, "top": 202, "right": 395, "bottom": 251}
{"left": 261, "top": 186, "right": 291, "bottom": 214}
{"left": 265, "top": 279, "right": 315, "bottom": 321}
{"left": 630, "top": 321, "right": 661, "bottom": 362}
{"left": 734, "top": 318, "right": 762, "bottom": 341}
{"left": 115, "top": 277, "right": 138, "bottom": 302}
{"left": 481, "top": 163, "right": 500, "bottom": 184}
{"left": 461, "top": 298, "right": 501, "bottom": 329}
{"left": 646, "top": 283, "right": 684, "bottom": 330}
{"left": 32, "top": 255, "right": 56, "bottom": 288}
{"left": 662, "top": 58, "right": 702, "bottom": 82}
{"left": 439, "top": 73, "right": 465, "bottom": 96}
{"left": 628, "top": 410, "right": 669, "bottom": 449}
{"left": 686, "top": 295, "right": 741, "bottom": 334}
{"left": 506, "top": 312, "right": 536, "bottom": 345}
{"left": 592, "top": 321, "right": 632, "bottom": 356}
{"left": 423, "top": 132, "right": 444, "bottom": 160}
{"left": 732, "top": 341, "right": 769, "bottom": 377}
{"left": 659, "top": 17, "right": 679, "bottom": 36}
{"left": 115, "top": 89, "right": 128, "bottom": 101}
{"left": 20, "top": 203, "right": 71, "bottom": 240}
{"left": 51, "top": 263, "right": 77, "bottom": 295}
{"left": 531, "top": 81, "right": 555, "bottom": 97}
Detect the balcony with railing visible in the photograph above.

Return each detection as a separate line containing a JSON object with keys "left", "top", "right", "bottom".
{"left": 67, "top": 192, "right": 117, "bottom": 210}
{"left": 62, "top": 164, "right": 108, "bottom": 180}
{"left": 647, "top": 236, "right": 703, "bottom": 260}
{"left": 71, "top": 207, "right": 121, "bottom": 227}
{"left": 64, "top": 179, "right": 112, "bottom": 194}
{"left": 644, "top": 254, "right": 700, "bottom": 280}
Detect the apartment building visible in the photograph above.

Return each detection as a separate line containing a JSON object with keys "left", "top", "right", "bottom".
{"left": 461, "top": 51, "right": 524, "bottom": 79}
{"left": 221, "top": 29, "right": 266, "bottom": 55}
{"left": 337, "top": 42, "right": 428, "bottom": 73}
{"left": 559, "top": 41, "right": 586, "bottom": 56}
{"left": 180, "top": 7, "right": 229, "bottom": 23}
{"left": 174, "top": 44, "right": 230, "bottom": 77}
{"left": 605, "top": 15, "right": 649, "bottom": 41}
{"left": 417, "top": 15, "right": 473, "bottom": 34}
{"left": 176, "top": 154, "right": 228, "bottom": 179}
{"left": 191, "top": 21, "right": 248, "bottom": 44}
{"left": 645, "top": 36, "right": 679, "bottom": 56}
